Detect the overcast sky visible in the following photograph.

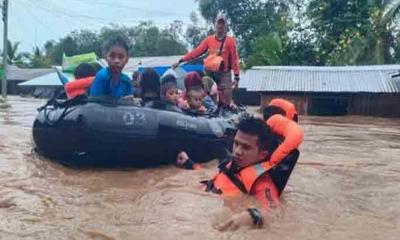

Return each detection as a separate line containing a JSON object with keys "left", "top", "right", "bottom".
{"left": 2, "top": 0, "right": 199, "bottom": 52}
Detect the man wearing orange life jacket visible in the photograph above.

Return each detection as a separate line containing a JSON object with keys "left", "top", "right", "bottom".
{"left": 173, "top": 14, "right": 240, "bottom": 108}
{"left": 65, "top": 63, "right": 98, "bottom": 99}
{"left": 264, "top": 98, "right": 298, "bottom": 122}
{"left": 176, "top": 116, "right": 303, "bottom": 230}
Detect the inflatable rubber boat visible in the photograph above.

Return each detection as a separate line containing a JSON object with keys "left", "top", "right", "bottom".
{"left": 33, "top": 97, "right": 241, "bottom": 168}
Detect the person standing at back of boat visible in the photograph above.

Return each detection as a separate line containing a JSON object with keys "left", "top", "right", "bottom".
{"left": 173, "top": 14, "right": 240, "bottom": 109}
{"left": 90, "top": 36, "right": 134, "bottom": 99}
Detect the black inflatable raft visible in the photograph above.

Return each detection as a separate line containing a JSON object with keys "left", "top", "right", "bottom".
{"left": 33, "top": 97, "right": 240, "bottom": 167}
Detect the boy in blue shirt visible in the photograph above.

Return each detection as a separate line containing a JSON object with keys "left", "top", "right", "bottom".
{"left": 90, "top": 36, "right": 133, "bottom": 98}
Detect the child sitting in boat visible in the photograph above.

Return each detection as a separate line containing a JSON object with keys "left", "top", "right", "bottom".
{"left": 141, "top": 68, "right": 161, "bottom": 104}
{"left": 186, "top": 86, "right": 207, "bottom": 114}
{"left": 161, "top": 74, "right": 180, "bottom": 106}
{"left": 90, "top": 36, "right": 133, "bottom": 99}
{"left": 65, "top": 63, "right": 97, "bottom": 99}
{"left": 178, "top": 72, "right": 215, "bottom": 113}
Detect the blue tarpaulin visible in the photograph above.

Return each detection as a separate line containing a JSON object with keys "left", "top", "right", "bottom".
{"left": 138, "top": 65, "right": 204, "bottom": 90}
{"left": 138, "top": 65, "right": 203, "bottom": 76}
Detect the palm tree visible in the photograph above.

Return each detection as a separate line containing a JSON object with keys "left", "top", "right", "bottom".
{"left": 6, "top": 40, "right": 21, "bottom": 64}
{"left": 29, "top": 46, "right": 51, "bottom": 68}
{"left": 245, "top": 33, "right": 285, "bottom": 69}
{"left": 339, "top": 0, "right": 400, "bottom": 64}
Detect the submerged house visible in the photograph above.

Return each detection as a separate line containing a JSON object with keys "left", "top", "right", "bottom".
{"left": 239, "top": 65, "right": 400, "bottom": 117}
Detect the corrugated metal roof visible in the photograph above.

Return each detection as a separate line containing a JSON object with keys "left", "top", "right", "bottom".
{"left": 7, "top": 65, "right": 53, "bottom": 81}
{"left": 123, "top": 55, "right": 181, "bottom": 72}
{"left": 18, "top": 72, "right": 70, "bottom": 86}
{"left": 18, "top": 71, "right": 133, "bottom": 86}
{"left": 240, "top": 65, "right": 400, "bottom": 93}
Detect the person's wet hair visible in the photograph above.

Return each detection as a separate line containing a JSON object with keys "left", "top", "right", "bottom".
{"left": 91, "top": 63, "right": 103, "bottom": 73}
{"left": 101, "top": 35, "right": 130, "bottom": 56}
{"left": 184, "top": 72, "right": 203, "bottom": 91}
{"left": 73, "top": 63, "right": 96, "bottom": 79}
{"left": 132, "top": 71, "right": 141, "bottom": 81}
{"left": 161, "top": 74, "right": 178, "bottom": 96}
{"left": 141, "top": 68, "right": 161, "bottom": 99}
{"left": 161, "top": 74, "right": 177, "bottom": 85}
{"left": 263, "top": 105, "right": 286, "bottom": 121}
{"left": 196, "top": 71, "right": 205, "bottom": 78}
{"left": 237, "top": 116, "right": 277, "bottom": 152}
{"left": 187, "top": 86, "right": 204, "bottom": 98}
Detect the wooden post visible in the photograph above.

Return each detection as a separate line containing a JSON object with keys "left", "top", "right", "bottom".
{"left": 2, "top": 0, "right": 9, "bottom": 98}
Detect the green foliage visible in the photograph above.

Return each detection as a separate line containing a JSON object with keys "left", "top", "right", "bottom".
{"left": 185, "top": 11, "right": 210, "bottom": 48}
{"left": 245, "top": 33, "right": 284, "bottom": 68}
{"left": 30, "top": 47, "right": 52, "bottom": 68}
{"left": 132, "top": 22, "right": 187, "bottom": 57}
{"left": 308, "top": 0, "right": 400, "bottom": 65}
{"left": 6, "top": 40, "right": 21, "bottom": 64}
{"left": 33, "top": 23, "right": 187, "bottom": 66}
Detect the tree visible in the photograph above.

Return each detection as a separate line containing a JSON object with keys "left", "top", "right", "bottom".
{"left": 39, "top": 23, "right": 186, "bottom": 65}
{"left": 132, "top": 21, "right": 187, "bottom": 57}
{"left": 185, "top": 11, "right": 210, "bottom": 48}
{"left": 348, "top": 0, "right": 400, "bottom": 64}
{"left": 307, "top": 0, "right": 400, "bottom": 65}
{"left": 98, "top": 24, "right": 135, "bottom": 56}
{"left": 29, "top": 47, "right": 52, "bottom": 68}
{"left": 6, "top": 40, "right": 21, "bottom": 64}
{"left": 245, "top": 33, "right": 285, "bottom": 68}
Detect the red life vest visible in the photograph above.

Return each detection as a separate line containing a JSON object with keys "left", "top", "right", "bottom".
{"left": 65, "top": 76, "right": 94, "bottom": 99}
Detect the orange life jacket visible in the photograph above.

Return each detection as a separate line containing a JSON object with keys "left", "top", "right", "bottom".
{"left": 65, "top": 76, "right": 94, "bottom": 99}
{"left": 204, "top": 115, "right": 303, "bottom": 197}
{"left": 182, "top": 35, "right": 240, "bottom": 75}
{"left": 269, "top": 98, "right": 298, "bottom": 121}
{"left": 206, "top": 160, "right": 274, "bottom": 197}
{"left": 266, "top": 114, "right": 304, "bottom": 166}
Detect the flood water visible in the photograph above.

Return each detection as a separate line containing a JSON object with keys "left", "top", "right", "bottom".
{"left": 1, "top": 96, "right": 399, "bottom": 240}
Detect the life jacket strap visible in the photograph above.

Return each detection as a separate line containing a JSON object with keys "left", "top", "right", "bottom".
{"left": 218, "top": 160, "right": 248, "bottom": 194}
{"left": 200, "top": 180, "right": 222, "bottom": 194}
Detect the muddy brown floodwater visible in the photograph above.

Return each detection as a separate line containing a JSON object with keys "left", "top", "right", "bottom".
{"left": 1, "top": 96, "right": 399, "bottom": 240}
